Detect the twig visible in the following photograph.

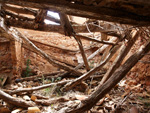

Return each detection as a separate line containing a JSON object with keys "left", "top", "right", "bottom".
{"left": 4, "top": 80, "right": 71, "bottom": 95}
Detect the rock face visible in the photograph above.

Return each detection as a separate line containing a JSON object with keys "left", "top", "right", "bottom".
{"left": 0, "top": 38, "right": 12, "bottom": 74}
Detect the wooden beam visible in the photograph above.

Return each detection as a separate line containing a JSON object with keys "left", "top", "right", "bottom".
{"left": 76, "top": 34, "right": 116, "bottom": 45}
{"left": 3, "top": 4, "right": 37, "bottom": 15}
{"left": 1, "top": 0, "right": 150, "bottom": 26}
{"left": 5, "top": 10, "right": 34, "bottom": 21}
{"left": 5, "top": 17, "right": 122, "bottom": 38}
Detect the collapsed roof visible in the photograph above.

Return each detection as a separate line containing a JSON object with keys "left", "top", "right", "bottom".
{"left": 0, "top": 0, "right": 150, "bottom": 33}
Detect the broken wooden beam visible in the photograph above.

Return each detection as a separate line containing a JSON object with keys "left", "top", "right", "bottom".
{"left": 5, "top": 80, "right": 71, "bottom": 95}
{"left": 0, "top": 90, "right": 35, "bottom": 108}
{"left": 76, "top": 34, "right": 116, "bottom": 45}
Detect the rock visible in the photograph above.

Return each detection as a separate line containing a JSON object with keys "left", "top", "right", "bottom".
{"left": 75, "top": 94, "right": 88, "bottom": 100}
{"left": 83, "top": 0, "right": 94, "bottom": 5}
{"left": 0, "top": 107, "right": 11, "bottom": 113}
{"left": 11, "top": 108, "right": 22, "bottom": 113}
{"left": 12, "top": 94, "right": 17, "bottom": 98}
{"left": 23, "top": 95, "right": 31, "bottom": 101}
{"left": 145, "top": 76, "right": 150, "bottom": 86}
{"left": 31, "top": 95, "right": 37, "bottom": 101}
{"left": 27, "top": 107, "right": 41, "bottom": 113}
{"left": 129, "top": 106, "right": 139, "bottom": 113}
{"left": 17, "top": 82, "right": 23, "bottom": 87}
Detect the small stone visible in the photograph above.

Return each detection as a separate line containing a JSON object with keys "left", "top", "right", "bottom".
{"left": 11, "top": 108, "right": 22, "bottom": 113}
{"left": 13, "top": 85, "right": 18, "bottom": 90}
{"left": 0, "top": 107, "right": 11, "bottom": 113}
{"left": 31, "top": 95, "right": 37, "bottom": 101}
{"left": 23, "top": 95, "right": 31, "bottom": 101}
{"left": 17, "top": 82, "right": 23, "bottom": 87}
{"left": 27, "top": 107, "right": 41, "bottom": 113}
{"left": 75, "top": 94, "right": 87, "bottom": 100}
{"left": 129, "top": 106, "right": 138, "bottom": 113}
{"left": 12, "top": 94, "right": 17, "bottom": 98}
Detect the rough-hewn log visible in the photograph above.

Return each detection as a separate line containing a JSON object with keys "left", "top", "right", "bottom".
{"left": 60, "top": 12, "right": 90, "bottom": 71}
{"left": 35, "top": 97, "right": 69, "bottom": 106}
{"left": 5, "top": 17, "right": 122, "bottom": 38}
{"left": 76, "top": 34, "right": 116, "bottom": 45}
{"left": 5, "top": 80, "right": 70, "bottom": 95}
{"left": 75, "top": 37, "right": 117, "bottom": 69}
{"left": 67, "top": 39, "right": 150, "bottom": 113}
{"left": 3, "top": 4, "right": 37, "bottom": 15}
{"left": 15, "top": 71, "right": 64, "bottom": 82}
{"left": 1, "top": 0, "right": 150, "bottom": 26}
{"left": 5, "top": 18, "right": 101, "bottom": 33}
{"left": 5, "top": 10, "right": 34, "bottom": 21}
{"left": 0, "top": 90, "right": 35, "bottom": 108}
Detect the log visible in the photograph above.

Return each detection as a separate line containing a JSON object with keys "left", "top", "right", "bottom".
{"left": 3, "top": 4, "right": 37, "bottom": 15}
{"left": 5, "top": 80, "right": 71, "bottom": 95}
{"left": 75, "top": 34, "right": 116, "bottom": 45}
{"left": 35, "top": 97, "right": 69, "bottom": 106}
{"left": 5, "top": 10, "right": 34, "bottom": 21}
{"left": 15, "top": 71, "right": 64, "bottom": 82}
{"left": 59, "top": 12, "right": 90, "bottom": 71}
{"left": 75, "top": 37, "right": 117, "bottom": 69}
{"left": 66, "top": 38, "right": 150, "bottom": 113}
{"left": 0, "top": 90, "right": 35, "bottom": 108}
{"left": 1, "top": 0, "right": 150, "bottom": 26}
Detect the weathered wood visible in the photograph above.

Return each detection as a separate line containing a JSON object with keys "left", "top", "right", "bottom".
{"left": 75, "top": 36, "right": 90, "bottom": 71}
{"left": 66, "top": 39, "right": 150, "bottom": 113}
{"left": 76, "top": 34, "right": 116, "bottom": 45}
{"left": 3, "top": 4, "right": 37, "bottom": 15}
{"left": 5, "top": 18, "right": 108, "bottom": 33}
{"left": 15, "top": 71, "right": 64, "bottom": 82}
{"left": 100, "top": 30, "right": 139, "bottom": 85}
{"left": 0, "top": 90, "right": 35, "bottom": 108}
{"left": 1, "top": 0, "right": 150, "bottom": 26}
{"left": 5, "top": 10, "right": 34, "bottom": 21}
{"left": 75, "top": 37, "right": 117, "bottom": 69}
{"left": 62, "top": 43, "right": 121, "bottom": 91}
{"left": 60, "top": 12, "right": 90, "bottom": 71}
{"left": 5, "top": 80, "right": 71, "bottom": 95}
{"left": 35, "top": 97, "right": 69, "bottom": 106}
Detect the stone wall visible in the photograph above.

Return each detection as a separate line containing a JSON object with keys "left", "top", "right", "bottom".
{"left": 0, "top": 38, "right": 12, "bottom": 74}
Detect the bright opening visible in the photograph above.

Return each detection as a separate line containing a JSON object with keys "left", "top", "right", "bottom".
{"left": 44, "top": 11, "right": 60, "bottom": 25}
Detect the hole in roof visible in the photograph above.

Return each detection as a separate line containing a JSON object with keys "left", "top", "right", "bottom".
{"left": 44, "top": 11, "right": 60, "bottom": 25}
